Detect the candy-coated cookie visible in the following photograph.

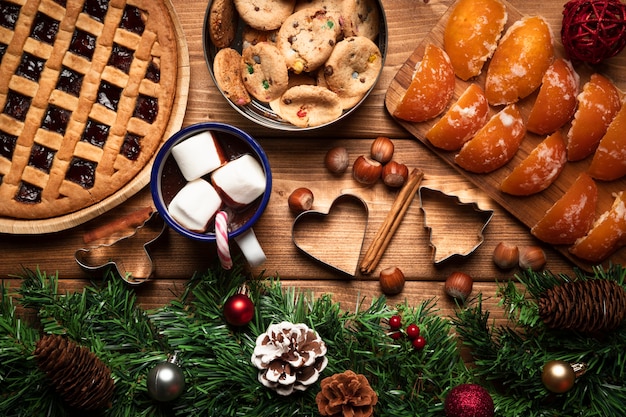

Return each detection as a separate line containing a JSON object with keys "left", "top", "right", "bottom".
{"left": 241, "top": 42, "right": 289, "bottom": 102}
{"left": 277, "top": 8, "right": 341, "bottom": 73}
{"left": 213, "top": 48, "right": 251, "bottom": 106}
{"left": 277, "top": 85, "right": 343, "bottom": 127}
{"left": 234, "top": 0, "right": 296, "bottom": 30}
{"left": 323, "top": 36, "right": 382, "bottom": 109}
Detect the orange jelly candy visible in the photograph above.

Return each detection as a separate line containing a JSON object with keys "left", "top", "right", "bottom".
{"left": 569, "top": 191, "right": 626, "bottom": 262}
{"left": 526, "top": 58, "right": 580, "bottom": 135}
{"left": 425, "top": 84, "right": 490, "bottom": 151}
{"left": 485, "top": 16, "right": 554, "bottom": 106}
{"left": 501, "top": 130, "right": 567, "bottom": 196}
{"left": 443, "top": 0, "right": 507, "bottom": 81}
{"left": 588, "top": 101, "right": 626, "bottom": 181}
{"left": 455, "top": 104, "right": 526, "bottom": 173}
{"left": 567, "top": 73, "right": 622, "bottom": 162}
{"left": 530, "top": 173, "right": 597, "bottom": 245}
{"left": 393, "top": 43, "right": 455, "bottom": 123}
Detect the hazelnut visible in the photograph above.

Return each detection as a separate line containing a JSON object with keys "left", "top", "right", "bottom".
{"left": 519, "top": 246, "right": 546, "bottom": 271}
{"left": 324, "top": 146, "right": 349, "bottom": 174}
{"left": 444, "top": 271, "right": 473, "bottom": 301}
{"left": 493, "top": 242, "right": 519, "bottom": 270}
{"left": 379, "top": 266, "right": 405, "bottom": 295}
{"left": 288, "top": 187, "right": 314, "bottom": 213}
{"left": 382, "top": 161, "right": 409, "bottom": 188}
{"left": 371, "top": 136, "right": 394, "bottom": 164}
{"left": 352, "top": 155, "right": 382, "bottom": 185}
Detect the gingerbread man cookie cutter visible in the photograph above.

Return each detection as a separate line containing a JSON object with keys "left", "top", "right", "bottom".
{"left": 75, "top": 210, "right": 166, "bottom": 284}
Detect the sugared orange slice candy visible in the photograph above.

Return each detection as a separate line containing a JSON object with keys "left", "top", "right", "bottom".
{"left": 588, "top": 100, "right": 626, "bottom": 181}
{"left": 530, "top": 173, "right": 597, "bottom": 245}
{"left": 393, "top": 43, "right": 455, "bottom": 123}
{"left": 455, "top": 104, "right": 526, "bottom": 173}
{"left": 485, "top": 16, "right": 554, "bottom": 106}
{"left": 567, "top": 73, "right": 622, "bottom": 161}
{"left": 425, "top": 84, "right": 490, "bottom": 151}
{"left": 501, "top": 131, "right": 567, "bottom": 196}
{"left": 443, "top": 0, "right": 507, "bottom": 81}
{"left": 569, "top": 191, "right": 626, "bottom": 262}
{"left": 527, "top": 58, "right": 580, "bottom": 135}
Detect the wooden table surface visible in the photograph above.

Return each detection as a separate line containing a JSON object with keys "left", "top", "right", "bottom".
{"left": 2, "top": 0, "right": 620, "bottom": 320}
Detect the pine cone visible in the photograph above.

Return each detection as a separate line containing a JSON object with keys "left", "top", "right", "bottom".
{"left": 251, "top": 321, "right": 328, "bottom": 396}
{"left": 316, "top": 370, "right": 378, "bottom": 417}
{"left": 538, "top": 279, "right": 626, "bottom": 333}
{"left": 34, "top": 334, "right": 115, "bottom": 411}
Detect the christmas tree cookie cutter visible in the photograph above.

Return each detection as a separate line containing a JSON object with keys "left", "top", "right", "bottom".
{"left": 418, "top": 187, "right": 493, "bottom": 264}
{"left": 291, "top": 194, "right": 369, "bottom": 277}
{"left": 75, "top": 210, "right": 166, "bottom": 284}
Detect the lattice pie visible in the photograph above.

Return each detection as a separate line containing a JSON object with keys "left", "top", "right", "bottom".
{"left": 0, "top": 0, "right": 178, "bottom": 219}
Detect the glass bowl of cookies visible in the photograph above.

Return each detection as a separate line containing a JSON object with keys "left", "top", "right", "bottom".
{"left": 202, "top": 0, "right": 388, "bottom": 131}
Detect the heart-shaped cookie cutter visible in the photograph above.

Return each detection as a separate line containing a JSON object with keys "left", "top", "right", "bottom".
{"left": 75, "top": 211, "right": 166, "bottom": 284}
{"left": 291, "top": 194, "right": 369, "bottom": 277}
{"left": 418, "top": 187, "right": 493, "bottom": 264}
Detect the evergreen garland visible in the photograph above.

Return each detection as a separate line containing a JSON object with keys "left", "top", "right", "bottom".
{"left": 0, "top": 264, "right": 470, "bottom": 417}
{"left": 453, "top": 264, "right": 626, "bottom": 417}
{"left": 4, "top": 264, "right": 626, "bottom": 416}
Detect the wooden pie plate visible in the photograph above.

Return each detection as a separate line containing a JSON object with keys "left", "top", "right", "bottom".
{"left": 0, "top": 0, "right": 190, "bottom": 235}
{"left": 385, "top": 0, "right": 626, "bottom": 270}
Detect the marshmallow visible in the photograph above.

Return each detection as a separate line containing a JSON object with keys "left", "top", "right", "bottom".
{"left": 211, "top": 154, "right": 266, "bottom": 207}
{"left": 171, "top": 130, "right": 225, "bottom": 181}
{"left": 168, "top": 178, "right": 222, "bottom": 232}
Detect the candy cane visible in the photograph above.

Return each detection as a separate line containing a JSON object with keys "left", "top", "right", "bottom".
{"left": 215, "top": 211, "right": 232, "bottom": 269}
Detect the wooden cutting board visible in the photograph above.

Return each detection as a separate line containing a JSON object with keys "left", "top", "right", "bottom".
{"left": 385, "top": 0, "right": 626, "bottom": 270}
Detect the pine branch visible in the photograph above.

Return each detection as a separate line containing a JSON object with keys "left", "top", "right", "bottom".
{"left": 453, "top": 265, "right": 626, "bottom": 417}
{"left": 1, "top": 265, "right": 470, "bottom": 417}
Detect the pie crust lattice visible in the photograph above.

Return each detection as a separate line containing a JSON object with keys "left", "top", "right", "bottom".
{"left": 0, "top": 0, "right": 178, "bottom": 219}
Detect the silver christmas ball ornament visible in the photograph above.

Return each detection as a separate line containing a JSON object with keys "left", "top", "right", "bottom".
{"left": 147, "top": 353, "right": 185, "bottom": 402}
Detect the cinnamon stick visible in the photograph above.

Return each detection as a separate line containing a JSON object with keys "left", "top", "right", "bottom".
{"left": 83, "top": 206, "right": 154, "bottom": 244}
{"left": 359, "top": 168, "right": 424, "bottom": 274}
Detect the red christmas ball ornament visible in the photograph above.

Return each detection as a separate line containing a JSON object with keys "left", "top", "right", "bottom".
{"left": 444, "top": 384, "right": 494, "bottom": 417}
{"left": 561, "top": 0, "right": 626, "bottom": 64}
{"left": 223, "top": 293, "right": 254, "bottom": 326}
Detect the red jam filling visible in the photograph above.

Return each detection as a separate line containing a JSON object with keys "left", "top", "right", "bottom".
{"left": 108, "top": 43, "right": 134, "bottom": 73}
{"left": 0, "top": 1, "right": 20, "bottom": 30}
{"left": 120, "top": 5, "right": 146, "bottom": 35}
{"left": 66, "top": 157, "right": 96, "bottom": 189}
{"left": 28, "top": 143, "right": 55, "bottom": 172}
{"left": 41, "top": 105, "right": 71, "bottom": 135}
{"left": 81, "top": 119, "right": 109, "bottom": 148}
{"left": 56, "top": 67, "right": 84, "bottom": 97}
{"left": 133, "top": 95, "right": 158, "bottom": 123}
{"left": 15, "top": 182, "right": 42, "bottom": 203}
{"left": 3, "top": 90, "right": 31, "bottom": 122}
{"left": 120, "top": 133, "right": 142, "bottom": 160}
{"left": 96, "top": 81, "right": 122, "bottom": 111}
{"left": 16, "top": 52, "right": 46, "bottom": 82}
{"left": 30, "top": 11, "right": 59, "bottom": 44}
{"left": 69, "top": 29, "right": 96, "bottom": 59}
{"left": 82, "top": 0, "right": 109, "bottom": 22}
{"left": 0, "top": 131, "right": 17, "bottom": 160}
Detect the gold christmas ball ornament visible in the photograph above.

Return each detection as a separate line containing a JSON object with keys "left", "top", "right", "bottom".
{"left": 541, "top": 360, "right": 587, "bottom": 393}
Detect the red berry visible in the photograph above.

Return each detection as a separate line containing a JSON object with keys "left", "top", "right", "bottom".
{"left": 389, "top": 315, "right": 402, "bottom": 330}
{"left": 412, "top": 335, "right": 426, "bottom": 350}
{"left": 406, "top": 324, "right": 420, "bottom": 339}
{"left": 390, "top": 331, "right": 403, "bottom": 340}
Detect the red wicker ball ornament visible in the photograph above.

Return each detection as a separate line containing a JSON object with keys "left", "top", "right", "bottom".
{"left": 561, "top": 0, "right": 626, "bottom": 64}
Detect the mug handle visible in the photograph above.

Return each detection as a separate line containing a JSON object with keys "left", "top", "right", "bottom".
{"left": 234, "top": 229, "right": 266, "bottom": 267}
